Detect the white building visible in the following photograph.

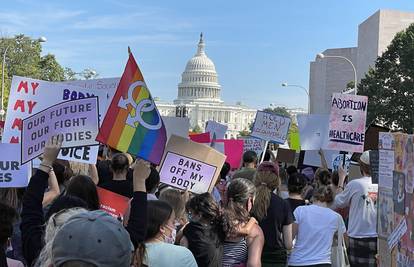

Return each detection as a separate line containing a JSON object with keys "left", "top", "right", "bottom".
{"left": 309, "top": 9, "right": 414, "bottom": 114}
{"left": 155, "top": 34, "right": 256, "bottom": 138}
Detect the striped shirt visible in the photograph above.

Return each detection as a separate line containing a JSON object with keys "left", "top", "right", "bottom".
{"left": 222, "top": 238, "right": 248, "bottom": 267}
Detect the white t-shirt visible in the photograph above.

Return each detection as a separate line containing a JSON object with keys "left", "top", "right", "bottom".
{"left": 289, "top": 205, "right": 346, "bottom": 266}
{"left": 332, "top": 176, "right": 378, "bottom": 238}
{"left": 144, "top": 242, "right": 198, "bottom": 267}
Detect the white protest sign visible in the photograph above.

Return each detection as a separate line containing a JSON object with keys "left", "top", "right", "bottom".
{"left": 205, "top": 120, "right": 228, "bottom": 140}
{"left": 387, "top": 217, "right": 407, "bottom": 250}
{"left": 331, "top": 154, "right": 351, "bottom": 173}
{"left": 21, "top": 98, "right": 100, "bottom": 164}
{"left": 64, "top": 77, "right": 120, "bottom": 102}
{"left": 161, "top": 116, "right": 190, "bottom": 140}
{"left": 242, "top": 137, "right": 266, "bottom": 157}
{"left": 379, "top": 150, "right": 394, "bottom": 189}
{"left": 327, "top": 93, "right": 368, "bottom": 153}
{"left": 0, "top": 144, "right": 30, "bottom": 187}
{"left": 297, "top": 114, "right": 330, "bottom": 150}
{"left": 303, "top": 150, "right": 339, "bottom": 169}
{"left": 3, "top": 76, "right": 107, "bottom": 164}
{"left": 158, "top": 135, "right": 226, "bottom": 194}
{"left": 251, "top": 111, "right": 291, "bottom": 144}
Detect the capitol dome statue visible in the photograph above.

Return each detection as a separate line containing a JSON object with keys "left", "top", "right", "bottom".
{"left": 174, "top": 33, "right": 223, "bottom": 104}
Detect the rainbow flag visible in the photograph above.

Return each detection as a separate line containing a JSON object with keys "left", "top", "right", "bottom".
{"left": 96, "top": 52, "right": 167, "bottom": 164}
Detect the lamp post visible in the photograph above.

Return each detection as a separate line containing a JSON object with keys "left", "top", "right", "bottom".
{"left": 316, "top": 53, "right": 357, "bottom": 95}
{"left": 1, "top": 36, "right": 47, "bottom": 119}
{"left": 281, "top": 82, "right": 310, "bottom": 114}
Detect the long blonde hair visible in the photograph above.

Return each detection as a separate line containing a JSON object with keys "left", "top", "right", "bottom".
{"left": 36, "top": 207, "right": 87, "bottom": 266}
{"left": 251, "top": 170, "right": 280, "bottom": 221}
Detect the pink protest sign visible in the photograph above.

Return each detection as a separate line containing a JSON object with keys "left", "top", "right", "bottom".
{"left": 216, "top": 139, "right": 244, "bottom": 169}
{"left": 327, "top": 93, "right": 368, "bottom": 153}
{"left": 21, "top": 97, "right": 99, "bottom": 164}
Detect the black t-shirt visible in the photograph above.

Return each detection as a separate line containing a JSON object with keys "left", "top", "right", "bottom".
{"left": 258, "top": 193, "right": 294, "bottom": 250}
{"left": 286, "top": 198, "right": 307, "bottom": 213}
{"left": 183, "top": 222, "right": 223, "bottom": 267}
{"left": 99, "top": 180, "right": 133, "bottom": 198}
{"left": 96, "top": 160, "right": 133, "bottom": 186}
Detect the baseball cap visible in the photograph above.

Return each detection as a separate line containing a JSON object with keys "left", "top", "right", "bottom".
{"left": 52, "top": 210, "right": 133, "bottom": 267}
{"left": 359, "top": 150, "right": 371, "bottom": 165}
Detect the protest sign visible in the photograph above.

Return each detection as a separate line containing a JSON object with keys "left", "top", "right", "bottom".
{"left": 379, "top": 132, "right": 395, "bottom": 150}
{"left": 162, "top": 116, "right": 190, "bottom": 140}
{"left": 379, "top": 150, "right": 394, "bottom": 189}
{"left": 331, "top": 154, "right": 351, "bottom": 173}
{"left": 97, "top": 187, "right": 130, "bottom": 220}
{"left": 205, "top": 120, "right": 227, "bottom": 140}
{"left": 189, "top": 132, "right": 211, "bottom": 143}
{"left": 242, "top": 137, "right": 266, "bottom": 157}
{"left": 297, "top": 114, "right": 330, "bottom": 150}
{"left": 212, "top": 139, "right": 243, "bottom": 169}
{"left": 327, "top": 93, "right": 368, "bottom": 153}
{"left": 303, "top": 150, "right": 338, "bottom": 169}
{"left": 96, "top": 53, "right": 167, "bottom": 165}
{"left": 364, "top": 124, "right": 389, "bottom": 151}
{"left": 276, "top": 148, "right": 296, "bottom": 164}
{"left": 289, "top": 132, "right": 301, "bottom": 152}
{"left": 65, "top": 77, "right": 120, "bottom": 102}
{"left": 3, "top": 76, "right": 107, "bottom": 164}
{"left": 0, "top": 144, "right": 30, "bottom": 188}
{"left": 158, "top": 135, "right": 226, "bottom": 194}
{"left": 378, "top": 188, "right": 394, "bottom": 238}
{"left": 251, "top": 111, "right": 291, "bottom": 144}
{"left": 21, "top": 97, "right": 99, "bottom": 164}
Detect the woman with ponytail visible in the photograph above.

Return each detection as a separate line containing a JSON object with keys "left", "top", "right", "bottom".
{"left": 134, "top": 200, "right": 197, "bottom": 267}
{"left": 222, "top": 178, "right": 264, "bottom": 267}
{"left": 179, "top": 193, "right": 225, "bottom": 267}
{"left": 251, "top": 162, "right": 293, "bottom": 267}
{"left": 288, "top": 185, "right": 346, "bottom": 267}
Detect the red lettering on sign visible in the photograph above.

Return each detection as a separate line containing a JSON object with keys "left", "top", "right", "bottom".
{"left": 11, "top": 118, "right": 22, "bottom": 130}
{"left": 13, "top": 100, "right": 25, "bottom": 112}
{"left": 10, "top": 136, "right": 19, "bottom": 143}
{"left": 17, "top": 81, "right": 29, "bottom": 93}
{"left": 31, "top": 82, "right": 39, "bottom": 95}
{"left": 27, "top": 101, "right": 37, "bottom": 114}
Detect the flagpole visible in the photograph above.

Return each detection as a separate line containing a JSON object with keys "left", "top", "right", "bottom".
{"left": 128, "top": 46, "right": 131, "bottom": 55}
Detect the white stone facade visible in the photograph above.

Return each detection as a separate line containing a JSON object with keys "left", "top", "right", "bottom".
{"left": 155, "top": 34, "right": 256, "bottom": 138}
{"left": 309, "top": 9, "right": 414, "bottom": 115}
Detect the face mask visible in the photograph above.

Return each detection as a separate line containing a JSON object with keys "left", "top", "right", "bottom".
{"left": 163, "top": 224, "right": 177, "bottom": 244}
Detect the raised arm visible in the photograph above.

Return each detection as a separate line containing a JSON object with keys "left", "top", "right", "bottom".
{"left": 126, "top": 159, "right": 150, "bottom": 247}
{"left": 21, "top": 135, "right": 63, "bottom": 266}
{"left": 42, "top": 169, "right": 60, "bottom": 207}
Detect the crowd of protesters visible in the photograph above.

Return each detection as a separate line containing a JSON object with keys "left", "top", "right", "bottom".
{"left": 0, "top": 134, "right": 378, "bottom": 267}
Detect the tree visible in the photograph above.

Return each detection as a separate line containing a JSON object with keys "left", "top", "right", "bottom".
{"left": 263, "top": 106, "right": 291, "bottom": 118}
{"left": 358, "top": 23, "right": 414, "bottom": 133}
{"left": 0, "top": 35, "right": 67, "bottom": 111}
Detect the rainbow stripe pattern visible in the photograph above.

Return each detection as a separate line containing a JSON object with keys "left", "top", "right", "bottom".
{"left": 96, "top": 53, "right": 167, "bottom": 164}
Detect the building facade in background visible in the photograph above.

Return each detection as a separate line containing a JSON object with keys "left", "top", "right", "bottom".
{"left": 156, "top": 34, "right": 256, "bottom": 138}
{"left": 309, "top": 9, "right": 414, "bottom": 114}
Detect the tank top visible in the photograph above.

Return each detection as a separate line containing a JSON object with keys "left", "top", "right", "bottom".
{"left": 222, "top": 238, "right": 248, "bottom": 267}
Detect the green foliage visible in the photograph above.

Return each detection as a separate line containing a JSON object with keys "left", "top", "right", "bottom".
{"left": 192, "top": 124, "right": 202, "bottom": 133}
{"left": 358, "top": 23, "right": 414, "bottom": 134}
{"left": 263, "top": 106, "right": 291, "bottom": 118}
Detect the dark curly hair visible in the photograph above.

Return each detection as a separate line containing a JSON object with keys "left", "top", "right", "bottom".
{"left": 0, "top": 202, "right": 18, "bottom": 267}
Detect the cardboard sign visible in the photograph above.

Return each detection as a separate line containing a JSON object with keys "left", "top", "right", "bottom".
{"left": 205, "top": 120, "right": 228, "bottom": 140}
{"left": 331, "top": 154, "right": 351, "bottom": 173}
{"left": 297, "top": 114, "right": 330, "bottom": 150}
{"left": 0, "top": 144, "right": 30, "bottom": 187}
{"left": 251, "top": 111, "right": 291, "bottom": 144}
{"left": 242, "top": 137, "right": 266, "bottom": 157}
{"left": 97, "top": 187, "right": 130, "bottom": 220}
{"left": 189, "top": 132, "right": 211, "bottom": 143}
{"left": 158, "top": 135, "right": 226, "bottom": 194}
{"left": 327, "top": 93, "right": 368, "bottom": 153}
{"left": 21, "top": 98, "right": 99, "bottom": 164}
{"left": 3, "top": 76, "right": 108, "bottom": 164}
{"left": 162, "top": 116, "right": 190, "bottom": 140}
{"left": 303, "top": 150, "right": 339, "bottom": 169}
{"left": 275, "top": 148, "right": 296, "bottom": 164}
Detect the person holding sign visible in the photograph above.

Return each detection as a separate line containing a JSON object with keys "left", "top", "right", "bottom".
{"left": 332, "top": 151, "right": 378, "bottom": 267}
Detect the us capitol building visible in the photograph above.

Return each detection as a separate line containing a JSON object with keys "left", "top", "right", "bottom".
{"left": 155, "top": 34, "right": 256, "bottom": 138}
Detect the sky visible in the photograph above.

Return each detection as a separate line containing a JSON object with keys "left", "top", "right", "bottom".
{"left": 1, "top": 0, "right": 414, "bottom": 110}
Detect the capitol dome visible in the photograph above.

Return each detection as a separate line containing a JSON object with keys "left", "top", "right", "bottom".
{"left": 175, "top": 33, "right": 223, "bottom": 104}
